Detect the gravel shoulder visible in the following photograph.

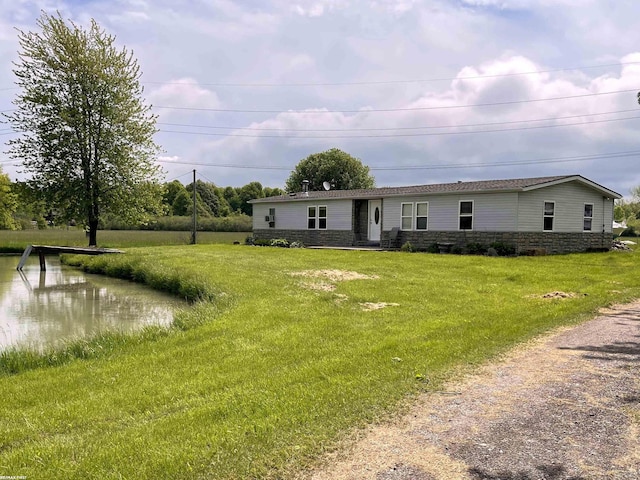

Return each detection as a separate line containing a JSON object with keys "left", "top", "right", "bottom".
{"left": 303, "top": 302, "right": 640, "bottom": 480}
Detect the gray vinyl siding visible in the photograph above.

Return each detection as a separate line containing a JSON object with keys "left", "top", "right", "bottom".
{"left": 383, "top": 193, "right": 518, "bottom": 231}
{"left": 252, "top": 199, "right": 353, "bottom": 231}
{"left": 517, "top": 182, "right": 614, "bottom": 233}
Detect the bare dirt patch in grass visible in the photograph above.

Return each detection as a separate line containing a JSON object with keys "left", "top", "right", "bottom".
{"left": 303, "top": 302, "right": 640, "bottom": 480}
{"left": 290, "top": 270, "right": 379, "bottom": 282}
{"left": 360, "top": 302, "right": 400, "bottom": 312}
{"left": 301, "top": 281, "right": 337, "bottom": 292}
{"left": 527, "top": 291, "right": 579, "bottom": 299}
{"left": 292, "top": 270, "right": 381, "bottom": 302}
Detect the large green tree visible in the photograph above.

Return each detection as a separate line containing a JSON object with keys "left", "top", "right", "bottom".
{"left": 187, "top": 180, "right": 219, "bottom": 216}
{"left": 0, "top": 168, "right": 19, "bottom": 230}
{"left": 285, "top": 148, "right": 375, "bottom": 193}
{"left": 5, "top": 12, "right": 163, "bottom": 246}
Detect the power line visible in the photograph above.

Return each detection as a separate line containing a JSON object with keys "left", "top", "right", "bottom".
{"left": 140, "top": 61, "right": 640, "bottom": 88}
{"left": 4, "top": 89, "right": 638, "bottom": 117}
{"left": 152, "top": 88, "right": 638, "bottom": 114}
{"left": 197, "top": 171, "right": 218, "bottom": 185}
{"left": 165, "top": 170, "right": 196, "bottom": 183}
{"left": 153, "top": 149, "right": 640, "bottom": 171}
{"left": 372, "top": 151, "right": 640, "bottom": 171}
{"left": 2, "top": 61, "right": 639, "bottom": 92}
{"left": 5, "top": 110, "right": 637, "bottom": 140}
{"left": 157, "top": 114, "right": 640, "bottom": 139}
{"left": 4, "top": 110, "right": 639, "bottom": 142}
{"left": 157, "top": 108, "right": 639, "bottom": 133}
{"left": 6, "top": 149, "right": 638, "bottom": 173}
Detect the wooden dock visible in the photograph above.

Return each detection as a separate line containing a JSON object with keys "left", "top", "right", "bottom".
{"left": 16, "top": 244, "right": 124, "bottom": 271}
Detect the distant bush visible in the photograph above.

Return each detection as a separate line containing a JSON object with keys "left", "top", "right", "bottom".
{"left": 489, "top": 242, "right": 516, "bottom": 256}
{"left": 270, "top": 238, "right": 289, "bottom": 248}
{"left": 426, "top": 243, "right": 440, "bottom": 253}
{"left": 620, "top": 226, "right": 638, "bottom": 237}
{"left": 400, "top": 241, "right": 416, "bottom": 252}
{"left": 521, "top": 248, "right": 547, "bottom": 256}
{"left": 466, "top": 242, "right": 487, "bottom": 255}
{"left": 137, "top": 215, "right": 252, "bottom": 232}
{"left": 249, "top": 238, "right": 302, "bottom": 248}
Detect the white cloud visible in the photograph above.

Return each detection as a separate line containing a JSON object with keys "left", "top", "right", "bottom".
{"left": 291, "top": 1, "right": 346, "bottom": 17}
{"left": 158, "top": 155, "right": 180, "bottom": 162}
{"left": 147, "top": 79, "right": 221, "bottom": 118}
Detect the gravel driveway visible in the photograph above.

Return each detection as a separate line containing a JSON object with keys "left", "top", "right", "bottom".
{"left": 304, "top": 302, "right": 640, "bottom": 480}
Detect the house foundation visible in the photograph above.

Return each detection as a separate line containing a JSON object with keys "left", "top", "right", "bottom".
{"left": 252, "top": 229, "right": 614, "bottom": 255}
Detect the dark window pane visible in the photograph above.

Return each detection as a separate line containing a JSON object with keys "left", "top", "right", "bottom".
{"left": 544, "top": 217, "right": 553, "bottom": 231}
{"left": 584, "top": 204, "right": 593, "bottom": 217}
{"left": 319, "top": 206, "right": 327, "bottom": 217}
{"left": 416, "top": 217, "right": 428, "bottom": 230}
{"left": 319, "top": 218, "right": 327, "bottom": 229}
{"left": 460, "top": 201, "right": 473, "bottom": 215}
{"left": 584, "top": 219, "right": 592, "bottom": 231}
{"left": 308, "top": 206, "right": 316, "bottom": 217}
{"left": 459, "top": 216, "right": 472, "bottom": 230}
{"left": 308, "top": 218, "right": 316, "bottom": 229}
{"left": 544, "top": 202, "right": 554, "bottom": 215}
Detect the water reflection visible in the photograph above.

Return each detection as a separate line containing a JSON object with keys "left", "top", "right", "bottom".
{"left": 0, "top": 256, "right": 183, "bottom": 351}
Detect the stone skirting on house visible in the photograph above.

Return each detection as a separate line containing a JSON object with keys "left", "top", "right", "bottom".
{"left": 381, "top": 230, "right": 614, "bottom": 255}
{"left": 252, "top": 229, "right": 614, "bottom": 254}
{"left": 253, "top": 229, "right": 354, "bottom": 246}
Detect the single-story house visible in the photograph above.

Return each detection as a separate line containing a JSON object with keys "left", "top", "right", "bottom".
{"left": 249, "top": 175, "right": 622, "bottom": 254}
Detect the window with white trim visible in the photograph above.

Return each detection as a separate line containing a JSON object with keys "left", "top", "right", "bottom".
{"left": 416, "top": 202, "right": 428, "bottom": 230}
{"left": 543, "top": 201, "right": 555, "bottom": 231}
{"left": 459, "top": 201, "right": 473, "bottom": 230}
{"left": 267, "top": 207, "right": 275, "bottom": 228}
{"left": 583, "top": 203, "right": 593, "bottom": 231}
{"left": 308, "top": 206, "right": 316, "bottom": 229}
{"left": 318, "top": 206, "right": 327, "bottom": 229}
{"left": 401, "top": 203, "right": 413, "bottom": 230}
{"left": 307, "top": 205, "right": 327, "bottom": 229}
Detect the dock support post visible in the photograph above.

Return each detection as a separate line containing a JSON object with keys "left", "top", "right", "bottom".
{"left": 16, "top": 245, "right": 33, "bottom": 271}
{"left": 38, "top": 250, "right": 46, "bottom": 271}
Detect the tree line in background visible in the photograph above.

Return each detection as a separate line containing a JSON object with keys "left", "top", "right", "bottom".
{"left": 0, "top": 167, "right": 284, "bottom": 232}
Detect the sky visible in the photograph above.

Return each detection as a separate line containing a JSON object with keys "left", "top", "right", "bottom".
{"left": 1, "top": 0, "right": 640, "bottom": 197}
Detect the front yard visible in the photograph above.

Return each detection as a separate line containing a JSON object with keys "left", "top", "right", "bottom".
{"left": 1, "top": 245, "right": 639, "bottom": 478}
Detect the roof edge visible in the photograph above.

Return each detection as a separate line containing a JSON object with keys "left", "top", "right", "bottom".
{"left": 521, "top": 175, "right": 622, "bottom": 198}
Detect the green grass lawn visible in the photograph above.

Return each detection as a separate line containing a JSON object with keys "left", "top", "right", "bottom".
{"left": 1, "top": 246, "right": 640, "bottom": 479}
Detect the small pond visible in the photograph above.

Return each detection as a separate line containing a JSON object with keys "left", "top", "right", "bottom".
{"left": 0, "top": 255, "right": 184, "bottom": 352}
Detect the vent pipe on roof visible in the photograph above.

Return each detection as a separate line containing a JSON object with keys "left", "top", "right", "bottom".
{"left": 302, "top": 180, "right": 309, "bottom": 197}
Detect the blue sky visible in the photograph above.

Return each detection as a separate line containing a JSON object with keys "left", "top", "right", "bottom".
{"left": 2, "top": 0, "right": 640, "bottom": 197}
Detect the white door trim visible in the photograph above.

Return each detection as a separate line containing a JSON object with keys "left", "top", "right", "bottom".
{"left": 368, "top": 200, "right": 382, "bottom": 242}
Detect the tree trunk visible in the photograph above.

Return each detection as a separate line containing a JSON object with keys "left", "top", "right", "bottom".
{"left": 88, "top": 219, "right": 98, "bottom": 246}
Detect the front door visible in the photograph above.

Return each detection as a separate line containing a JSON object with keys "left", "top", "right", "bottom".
{"left": 368, "top": 200, "right": 382, "bottom": 242}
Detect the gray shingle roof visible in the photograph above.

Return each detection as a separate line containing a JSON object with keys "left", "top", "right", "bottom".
{"left": 250, "top": 175, "right": 621, "bottom": 203}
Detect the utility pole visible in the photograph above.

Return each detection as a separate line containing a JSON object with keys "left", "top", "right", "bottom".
{"left": 191, "top": 169, "right": 197, "bottom": 245}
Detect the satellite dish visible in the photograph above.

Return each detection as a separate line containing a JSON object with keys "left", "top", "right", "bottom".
{"left": 322, "top": 181, "right": 331, "bottom": 191}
